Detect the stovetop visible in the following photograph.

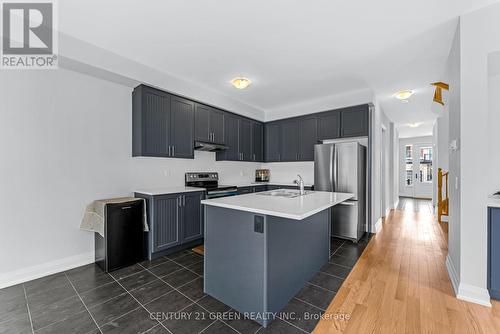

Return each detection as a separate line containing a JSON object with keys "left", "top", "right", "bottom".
{"left": 185, "top": 172, "right": 237, "bottom": 193}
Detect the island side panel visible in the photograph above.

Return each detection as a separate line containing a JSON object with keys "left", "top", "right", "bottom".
{"left": 266, "top": 209, "right": 330, "bottom": 314}
{"left": 204, "top": 205, "right": 266, "bottom": 317}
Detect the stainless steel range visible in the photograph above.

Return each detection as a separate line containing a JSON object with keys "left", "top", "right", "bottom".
{"left": 185, "top": 172, "right": 238, "bottom": 199}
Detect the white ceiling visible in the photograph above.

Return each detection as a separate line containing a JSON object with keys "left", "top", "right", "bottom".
{"left": 58, "top": 0, "right": 498, "bottom": 136}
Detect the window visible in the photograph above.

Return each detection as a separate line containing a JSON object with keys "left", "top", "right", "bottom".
{"left": 405, "top": 145, "right": 413, "bottom": 186}
{"left": 419, "top": 147, "right": 433, "bottom": 183}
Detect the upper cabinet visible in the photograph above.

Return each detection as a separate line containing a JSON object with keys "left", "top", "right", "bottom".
{"left": 265, "top": 122, "right": 282, "bottom": 162}
{"left": 280, "top": 119, "right": 300, "bottom": 161}
{"left": 133, "top": 85, "right": 194, "bottom": 159}
{"left": 340, "top": 105, "right": 369, "bottom": 138}
{"left": 194, "top": 103, "right": 224, "bottom": 144}
{"left": 170, "top": 96, "right": 195, "bottom": 159}
{"left": 218, "top": 113, "right": 240, "bottom": 161}
{"left": 216, "top": 114, "right": 262, "bottom": 162}
{"left": 239, "top": 118, "right": 253, "bottom": 161}
{"left": 252, "top": 122, "right": 264, "bottom": 162}
{"left": 132, "top": 84, "right": 369, "bottom": 163}
{"left": 317, "top": 111, "right": 340, "bottom": 141}
{"left": 298, "top": 116, "right": 318, "bottom": 161}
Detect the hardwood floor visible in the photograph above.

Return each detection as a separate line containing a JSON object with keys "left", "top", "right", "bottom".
{"left": 314, "top": 198, "right": 500, "bottom": 334}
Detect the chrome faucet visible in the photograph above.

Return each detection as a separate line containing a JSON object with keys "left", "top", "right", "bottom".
{"left": 294, "top": 174, "right": 305, "bottom": 195}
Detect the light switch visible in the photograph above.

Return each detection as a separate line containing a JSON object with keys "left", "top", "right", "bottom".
{"left": 455, "top": 176, "right": 459, "bottom": 190}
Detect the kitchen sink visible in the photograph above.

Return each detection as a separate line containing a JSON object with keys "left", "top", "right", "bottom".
{"left": 257, "top": 189, "right": 314, "bottom": 198}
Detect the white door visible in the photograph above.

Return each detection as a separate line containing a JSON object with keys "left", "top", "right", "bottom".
{"left": 413, "top": 144, "right": 433, "bottom": 198}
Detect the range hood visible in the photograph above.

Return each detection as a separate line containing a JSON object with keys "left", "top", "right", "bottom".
{"left": 194, "top": 141, "right": 228, "bottom": 152}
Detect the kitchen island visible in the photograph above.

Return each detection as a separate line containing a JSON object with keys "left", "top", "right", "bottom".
{"left": 201, "top": 190, "right": 353, "bottom": 327}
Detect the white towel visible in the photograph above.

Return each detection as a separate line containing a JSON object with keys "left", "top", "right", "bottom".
{"left": 80, "top": 197, "right": 149, "bottom": 237}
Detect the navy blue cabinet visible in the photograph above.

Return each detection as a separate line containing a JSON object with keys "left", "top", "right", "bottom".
{"left": 318, "top": 111, "right": 340, "bottom": 141}
{"left": 194, "top": 103, "right": 224, "bottom": 144}
{"left": 135, "top": 191, "right": 204, "bottom": 259}
{"left": 280, "top": 119, "right": 300, "bottom": 161}
{"left": 253, "top": 122, "right": 264, "bottom": 162}
{"left": 489, "top": 207, "right": 500, "bottom": 300}
{"left": 298, "top": 116, "right": 318, "bottom": 161}
{"left": 133, "top": 85, "right": 194, "bottom": 159}
{"left": 265, "top": 122, "right": 282, "bottom": 162}
{"left": 340, "top": 105, "right": 369, "bottom": 138}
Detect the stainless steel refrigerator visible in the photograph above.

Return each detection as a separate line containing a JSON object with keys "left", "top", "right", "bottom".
{"left": 314, "top": 142, "right": 367, "bottom": 242}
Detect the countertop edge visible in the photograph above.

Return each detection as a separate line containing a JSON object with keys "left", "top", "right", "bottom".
{"left": 134, "top": 187, "right": 205, "bottom": 196}
{"left": 201, "top": 196, "right": 352, "bottom": 220}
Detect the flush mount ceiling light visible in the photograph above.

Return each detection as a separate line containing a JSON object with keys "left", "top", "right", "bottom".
{"left": 394, "top": 90, "right": 414, "bottom": 100}
{"left": 231, "top": 77, "right": 252, "bottom": 90}
{"left": 407, "top": 122, "right": 422, "bottom": 128}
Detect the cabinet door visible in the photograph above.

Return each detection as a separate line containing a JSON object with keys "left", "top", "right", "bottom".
{"left": 239, "top": 118, "right": 252, "bottom": 161}
{"left": 341, "top": 106, "right": 369, "bottom": 137}
{"left": 252, "top": 122, "right": 264, "bottom": 162}
{"left": 280, "top": 119, "right": 299, "bottom": 161}
{"left": 210, "top": 109, "right": 225, "bottom": 144}
{"left": 194, "top": 103, "right": 210, "bottom": 142}
{"left": 182, "top": 192, "right": 203, "bottom": 242}
{"left": 254, "top": 186, "right": 267, "bottom": 193}
{"left": 135, "top": 87, "right": 171, "bottom": 157}
{"left": 265, "top": 122, "right": 281, "bottom": 162}
{"left": 153, "top": 195, "right": 180, "bottom": 252}
{"left": 298, "top": 116, "right": 317, "bottom": 161}
{"left": 221, "top": 113, "right": 240, "bottom": 161}
{"left": 170, "top": 96, "right": 195, "bottom": 158}
{"left": 317, "top": 111, "right": 341, "bottom": 141}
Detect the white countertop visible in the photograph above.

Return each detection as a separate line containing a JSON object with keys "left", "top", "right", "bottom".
{"left": 201, "top": 191, "right": 354, "bottom": 220}
{"left": 233, "top": 182, "right": 314, "bottom": 188}
{"left": 488, "top": 194, "right": 500, "bottom": 208}
{"left": 134, "top": 186, "right": 205, "bottom": 196}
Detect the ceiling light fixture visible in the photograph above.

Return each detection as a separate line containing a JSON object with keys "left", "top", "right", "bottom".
{"left": 394, "top": 90, "right": 414, "bottom": 100}
{"left": 408, "top": 122, "right": 422, "bottom": 128}
{"left": 231, "top": 77, "right": 252, "bottom": 90}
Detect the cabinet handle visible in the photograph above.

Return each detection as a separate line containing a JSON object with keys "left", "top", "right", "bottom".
{"left": 168, "top": 145, "right": 171, "bottom": 156}
{"left": 172, "top": 146, "right": 175, "bottom": 156}
{"left": 177, "top": 197, "right": 181, "bottom": 207}
{"left": 253, "top": 153, "right": 256, "bottom": 161}
{"left": 183, "top": 195, "right": 185, "bottom": 206}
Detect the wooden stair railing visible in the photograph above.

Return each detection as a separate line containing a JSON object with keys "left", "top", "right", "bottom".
{"left": 438, "top": 168, "right": 449, "bottom": 223}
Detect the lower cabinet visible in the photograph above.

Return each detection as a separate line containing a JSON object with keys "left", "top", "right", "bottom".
{"left": 489, "top": 207, "right": 500, "bottom": 300}
{"left": 237, "top": 185, "right": 312, "bottom": 194}
{"left": 135, "top": 191, "right": 204, "bottom": 258}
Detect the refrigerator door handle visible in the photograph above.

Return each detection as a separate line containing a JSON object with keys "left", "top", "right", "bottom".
{"left": 333, "top": 145, "right": 338, "bottom": 192}
{"left": 329, "top": 145, "right": 334, "bottom": 192}
{"left": 338, "top": 201, "right": 356, "bottom": 206}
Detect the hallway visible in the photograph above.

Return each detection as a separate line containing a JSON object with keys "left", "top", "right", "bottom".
{"left": 314, "top": 198, "right": 500, "bottom": 333}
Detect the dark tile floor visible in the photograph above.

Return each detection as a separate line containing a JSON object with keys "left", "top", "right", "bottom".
{"left": 0, "top": 235, "right": 370, "bottom": 334}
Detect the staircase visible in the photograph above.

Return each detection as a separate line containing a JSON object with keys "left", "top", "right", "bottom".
{"left": 438, "top": 168, "right": 449, "bottom": 224}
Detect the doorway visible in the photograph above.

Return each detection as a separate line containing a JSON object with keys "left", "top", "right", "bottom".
{"left": 399, "top": 138, "right": 433, "bottom": 199}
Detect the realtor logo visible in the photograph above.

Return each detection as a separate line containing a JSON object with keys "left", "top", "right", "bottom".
{"left": 1, "top": 1, "right": 58, "bottom": 69}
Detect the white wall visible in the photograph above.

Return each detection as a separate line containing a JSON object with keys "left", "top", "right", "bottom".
{"left": 398, "top": 136, "right": 434, "bottom": 199}
{"left": 0, "top": 69, "right": 261, "bottom": 288}
{"left": 371, "top": 100, "right": 397, "bottom": 231}
{"left": 445, "top": 22, "right": 462, "bottom": 297}
{"left": 487, "top": 73, "right": 500, "bottom": 194}
{"left": 443, "top": 3, "right": 500, "bottom": 306}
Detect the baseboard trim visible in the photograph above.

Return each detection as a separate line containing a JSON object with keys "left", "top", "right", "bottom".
{"left": 446, "top": 254, "right": 460, "bottom": 295}
{"left": 372, "top": 217, "right": 383, "bottom": 233}
{"left": 0, "top": 252, "right": 94, "bottom": 289}
{"left": 457, "top": 283, "right": 492, "bottom": 307}
{"left": 445, "top": 254, "right": 492, "bottom": 307}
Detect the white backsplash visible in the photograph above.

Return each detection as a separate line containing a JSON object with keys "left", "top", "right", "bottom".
{"left": 262, "top": 161, "right": 314, "bottom": 185}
